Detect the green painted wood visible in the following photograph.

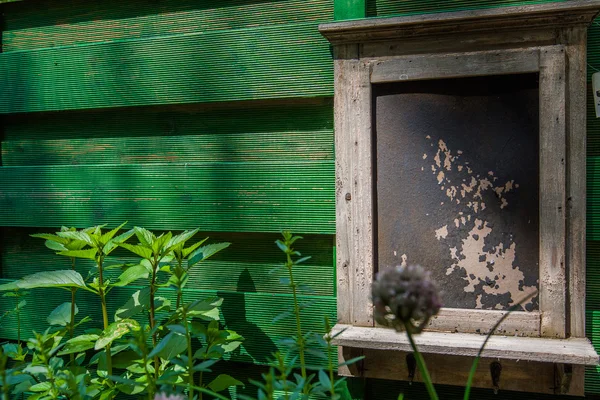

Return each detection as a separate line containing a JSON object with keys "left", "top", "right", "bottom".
{"left": 334, "top": 0, "right": 366, "bottom": 21}
{"left": 365, "top": 0, "right": 569, "bottom": 17}
{"left": 1, "top": 228, "right": 335, "bottom": 296}
{"left": 0, "top": 22, "right": 333, "bottom": 114}
{"left": 0, "top": 162, "right": 335, "bottom": 233}
{"left": 1, "top": 0, "right": 333, "bottom": 52}
{"left": 1, "top": 102, "right": 334, "bottom": 166}
{"left": 0, "top": 281, "right": 336, "bottom": 366}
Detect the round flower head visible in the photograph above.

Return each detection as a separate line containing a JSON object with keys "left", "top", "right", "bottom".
{"left": 372, "top": 265, "right": 442, "bottom": 333}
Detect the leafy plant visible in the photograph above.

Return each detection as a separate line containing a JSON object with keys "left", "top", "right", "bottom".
{"left": 241, "top": 231, "right": 359, "bottom": 400}
{"left": 0, "top": 223, "right": 239, "bottom": 400}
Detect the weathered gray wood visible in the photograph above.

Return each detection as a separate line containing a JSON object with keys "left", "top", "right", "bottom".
{"left": 351, "top": 350, "right": 567, "bottom": 395}
{"left": 370, "top": 49, "right": 540, "bottom": 83}
{"left": 539, "top": 46, "right": 567, "bottom": 339}
{"left": 319, "top": 1, "right": 600, "bottom": 45}
{"left": 332, "top": 324, "right": 600, "bottom": 366}
{"left": 426, "top": 309, "right": 540, "bottom": 337}
{"left": 334, "top": 44, "right": 374, "bottom": 326}
{"left": 559, "top": 27, "right": 588, "bottom": 338}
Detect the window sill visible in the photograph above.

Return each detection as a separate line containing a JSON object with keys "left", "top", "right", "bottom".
{"left": 331, "top": 324, "right": 599, "bottom": 366}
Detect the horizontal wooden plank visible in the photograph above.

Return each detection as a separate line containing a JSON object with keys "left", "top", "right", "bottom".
{"left": 1, "top": 228, "right": 335, "bottom": 296}
{"left": 370, "top": 49, "right": 539, "bottom": 83}
{"left": 0, "top": 162, "right": 335, "bottom": 233}
{"left": 332, "top": 324, "right": 600, "bottom": 365}
{"left": 0, "top": 23, "right": 333, "bottom": 114}
{"left": 426, "top": 308, "right": 540, "bottom": 337}
{"left": 347, "top": 348, "right": 576, "bottom": 395}
{"left": 2, "top": 0, "right": 332, "bottom": 52}
{"left": 0, "top": 283, "right": 336, "bottom": 365}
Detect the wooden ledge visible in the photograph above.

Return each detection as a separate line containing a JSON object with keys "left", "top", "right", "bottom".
{"left": 332, "top": 324, "right": 599, "bottom": 366}
{"left": 319, "top": 0, "right": 600, "bottom": 45}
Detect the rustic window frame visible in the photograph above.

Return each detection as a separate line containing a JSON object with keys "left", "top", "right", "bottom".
{"left": 321, "top": 2, "right": 600, "bottom": 394}
{"left": 336, "top": 47, "right": 568, "bottom": 338}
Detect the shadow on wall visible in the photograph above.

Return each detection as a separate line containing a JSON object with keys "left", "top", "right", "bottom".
{"left": 218, "top": 268, "right": 278, "bottom": 364}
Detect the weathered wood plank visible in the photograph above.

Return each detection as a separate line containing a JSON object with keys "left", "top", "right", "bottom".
{"left": 334, "top": 44, "right": 374, "bottom": 326}
{"left": 0, "top": 162, "right": 335, "bottom": 233}
{"left": 370, "top": 49, "right": 539, "bottom": 83}
{"left": 2, "top": 0, "right": 332, "bottom": 52}
{"left": 0, "top": 23, "right": 332, "bottom": 114}
{"left": 560, "top": 27, "right": 588, "bottom": 338}
{"left": 539, "top": 46, "right": 567, "bottom": 338}
{"left": 332, "top": 324, "right": 600, "bottom": 365}
{"left": 426, "top": 309, "right": 540, "bottom": 337}
{"left": 345, "top": 348, "right": 584, "bottom": 396}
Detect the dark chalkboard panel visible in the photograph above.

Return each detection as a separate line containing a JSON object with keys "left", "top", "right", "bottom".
{"left": 374, "top": 74, "right": 539, "bottom": 311}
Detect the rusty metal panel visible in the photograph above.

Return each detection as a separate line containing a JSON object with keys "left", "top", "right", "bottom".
{"left": 375, "top": 74, "right": 539, "bottom": 310}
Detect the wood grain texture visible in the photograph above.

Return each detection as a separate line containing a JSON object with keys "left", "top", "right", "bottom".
{"left": 2, "top": 0, "right": 332, "bottom": 52}
{"left": 332, "top": 324, "right": 600, "bottom": 365}
{"left": 426, "top": 309, "right": 540, "bottom": 337}
{"left": 370, "top": 49, "right": 540, "bottom": 83}
{"left": 334, "top": 44, "right": 374, "bottom": 326}
{"left": 539, "top": 46, "right": 567, "bottom": 338}
{"left": 342, "top": 348, "right": 585, "bottom": 396}
{"left": 0, "top": 23, "right": 332, "bottom": 114}
{"left": 559, "top": 27, "right": 588, "bottom": 338}
{"left": 320, "top": 1, "right": 600, "bottom": 45}
{"left": 0, "top": 162, "right": 334, "bottom": 233}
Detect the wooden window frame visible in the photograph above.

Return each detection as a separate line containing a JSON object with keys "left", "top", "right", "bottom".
{"left": 336, "top": 47, "right": 568, "bottom": 338}
{"left": 321, "top": 2, "right": 600, "bottom": 394}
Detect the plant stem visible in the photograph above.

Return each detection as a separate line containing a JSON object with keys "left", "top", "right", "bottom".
{"left": 327, "top": 337, "right": 335, "bottom": 398}
{"left": 149, "top": 257, "right": 159, "bottom": 379}
{"left": 97, "top": 256, "right": 112, "bottom": 376}
{"left": 15, "top": 297, "right": 21, "bottom": 345}
{"left": 286, "top": 253, "right": 306, "bottom": 382}
{"left": 404, "top": 323, "right": 438, "bottom": 400}
{"left": 69, "top": 258, "right": 77, "bottom": 365}
{"left": 182, "top": 307, "right": 194, "bottom": 400}
{"left": 0, "top": 350, "right": 9, "bottom": 400}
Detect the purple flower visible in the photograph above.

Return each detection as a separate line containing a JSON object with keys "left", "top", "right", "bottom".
{"left": 372, "top": 265, "right": 442, "bottom": 333}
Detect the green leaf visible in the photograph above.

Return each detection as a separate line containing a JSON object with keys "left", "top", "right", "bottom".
{"left": 187, "top": 297, "right": 223, "bottom": 320}
{"left": 57, "top": 231, "right": 94, "bottom": 246}
{"left": 207, "top": 374, "right": 244, "bottom": 392}
{"left": 44, "top": 240, "right": 68, "bottom": 252}
{"left": 58, "top": 248, "right": 98, "bottom": 261}
{"left": 192, "top": 359, "right": 219, "bottom": 372}
{"left": 99, "top": 222, "right": 128, "bottom": 245}
{"left": 166, "top": 228, "right": 199, "bottom": 252}
{"left": 134, "top": 227, "right": 155, "bottom": 247}
{"left": 148, "top": 332, "right": 187, "bottom": 360}
{"left": 104, "top": 227, "right": 135, "bottom": 255}
{"left": 152, "top": 232, "right": 172, "bottom": 255}
{"left": 0, "top": 270, "right": 87, "bottom": 291}
{"left": 58, "top": 334, "right": 99, "bottom": 355}
{"left": 118, "top": 243, "right": 153, "bottom": 260}
{"left": 47, "top": 302, "right": 78, "bottom": 326}
{"left": 188, "top": 243, "right": 231, "bottom": 266}
{"left": 318, "top": 370, "right": 332, "bottom": 390}
{"left": 182, "top": 237, "right": 208, "bottom": 257}
{"left": 28, "top": 381, "right": 52, "bottom": 392}
{"left": 112, "top": 264, "right": 149, "bottom": 287}
{"left": 115, "top": 289, "right": 150, "bottom": 320}
{"left": 95, "top": 320, "right": 140, "bottom": 350}
{"left": 30, "top": 233, "right": 69, "bottom": 244}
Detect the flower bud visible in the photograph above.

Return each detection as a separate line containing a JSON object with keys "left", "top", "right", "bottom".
{"left": 372, "top": 265, "right": 442, "bottom": 333}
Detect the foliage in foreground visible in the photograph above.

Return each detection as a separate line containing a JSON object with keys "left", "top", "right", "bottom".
{"left": 0, "top": 224, "right": 239, "bottom": 400}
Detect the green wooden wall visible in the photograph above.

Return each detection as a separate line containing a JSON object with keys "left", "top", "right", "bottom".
{"left": 1, "top": 0, "right": 600, "bottom": 399}
{"left": 0, "top": 0, "right": 336, "bottom": 369}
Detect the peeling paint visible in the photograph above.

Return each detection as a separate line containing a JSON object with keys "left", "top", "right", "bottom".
{"left": 425, "top": 136, "right": 536, "bottom": 309}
